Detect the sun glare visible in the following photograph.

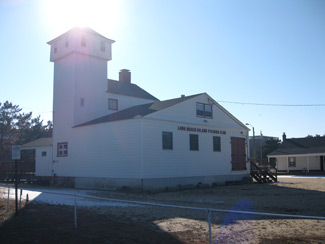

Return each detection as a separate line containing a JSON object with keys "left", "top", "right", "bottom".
{"left": 41, "top": 0, "right": 121, "bottom": 36}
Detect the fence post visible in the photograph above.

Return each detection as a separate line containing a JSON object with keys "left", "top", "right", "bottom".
{"left": 208, "top": 209, "right": 212, "bottom": 244}
{"left": 74, "top": 193, "right": 77, "bottom": 229}
{"left": 15, "top": 159, "right": 18, "bottom": 216}
{"left": 19, "top": 189, "right": 23, "bottom": 210}
{"left": 6, "top": 185, "right": 10, "bottom": 212}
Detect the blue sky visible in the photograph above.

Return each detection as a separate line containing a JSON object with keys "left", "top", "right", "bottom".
{"left": 0, "top": 0, "right": 324, "bottom": 139}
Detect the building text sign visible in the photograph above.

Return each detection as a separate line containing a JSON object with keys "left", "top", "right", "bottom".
{"left": 177, "top": 126, "right": 226, "bottom": 135}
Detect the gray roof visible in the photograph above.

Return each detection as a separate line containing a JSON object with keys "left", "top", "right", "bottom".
{"left": 268, "top": 136, "right": 325, "bottom": 156}
{"left": 21, "top": 138, "right": 52, "bottom": 148}
{"left": 107, "top": 79, "right": 159, "bottom": 101}
{"left": 76, "top": 94, "right": 202, "bottom": 127}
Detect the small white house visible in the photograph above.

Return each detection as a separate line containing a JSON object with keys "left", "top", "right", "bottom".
{"left": 30, "top": 27, "right": 251, "bottom": 190}
{"left": 21, "top": 138, "right": 52, "bottom": 177}
{"left": 268, "top": 133, "right": 325, "bottom": 173}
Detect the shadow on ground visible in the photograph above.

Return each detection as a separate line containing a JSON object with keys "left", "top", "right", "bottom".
{"left": 1, "top": 178, "right": 325, "bottom": 243}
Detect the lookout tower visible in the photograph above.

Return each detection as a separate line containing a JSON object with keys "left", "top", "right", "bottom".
{"left": 47, "top": 27, "right": 115, "bottom": 128}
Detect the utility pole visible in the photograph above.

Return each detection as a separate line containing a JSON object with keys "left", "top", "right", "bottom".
{"left": 260, "top": 131, "right": 263, "bottom": 165}
{"left": 245, "top": 123, "right": 256, "bottom": 163}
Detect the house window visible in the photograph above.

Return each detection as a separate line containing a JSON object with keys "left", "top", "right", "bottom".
{"left": 42, "top": 151, "right": 47, "bottom": 157}
{"left": 108, "top": 98, "right": 118, "bottom": 111}
{"left": 81, "top": 36, "right": 86, "bottom": 47}
{"left": 196, "top": 103, "right": 212, "bottom": 119}
{"left": 54, "top": 47, "right": 58, "bottom": 53}
{"left": 57, "top": 142, "right": 68, "bottom": 157}
{"left": 288, "top": 157, "right": 296, "bottom": 167}
{"left": 162, "top": 132, "right": 173, "bottom": 150}
{"left": 190, "top": 134, "right": 199, "bottom": 151}
{"left": 213, "top": 136, "right": 221, "bottom": 152}
{"left": 100, "top": 41, "right": 105, "bottom": 52}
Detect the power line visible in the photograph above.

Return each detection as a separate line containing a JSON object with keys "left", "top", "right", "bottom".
{"left": 217, "top": 101, "right": 325, "bottom": 107}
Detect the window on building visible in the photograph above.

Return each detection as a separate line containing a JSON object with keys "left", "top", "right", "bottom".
{"left": 162, "top": 132, "right": 173, "bottom": 150}
{"left": 80, "top": 98, "right": 85, "bottom": 107}
{"left": 213, "top": 136, "right": 221, "bottom": 152}
{"left": 100, "top": 41, "right": 105, "bottom": 52}
{"left": 54, "top": 47, "right": 58, "bottom": 53}
{"left": 108, "top": 98, "right": 118, "bottom": 111}
{"left": 190, "top": 134, "right": 199, "bottom": 151}
{"left": 65, "top": 35, "right": 69, "bottom": 48}
{"left": 81, "top": 36, "right": 86, "bottom": 47}
{"left": 57, "top": 142, "right": 68, "bottom": 157}
{"left": 288, "top": 157, "right": 296, "bottom": 167}
{"left": 42, "top": 151, "right": 47, "bottom": 157}
{"left": 196, "top": 103, "right": 212, "bottom": 119}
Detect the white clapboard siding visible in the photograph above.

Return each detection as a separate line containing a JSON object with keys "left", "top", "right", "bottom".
{"left": 52, "top": 119, "right": 142, "bottom": 178}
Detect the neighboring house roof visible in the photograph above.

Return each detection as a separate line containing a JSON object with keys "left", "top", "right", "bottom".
{"left": 21, "top": 138, "right": 52, "bottom": 149}
{"left": 268, "top": 136, "right": 325, "bottom": 156}
{"left": 76, "top": 94, "right": 202, "bottom": 127}
{"left": 107, "top": 79, "right": 159, "bottom": 101}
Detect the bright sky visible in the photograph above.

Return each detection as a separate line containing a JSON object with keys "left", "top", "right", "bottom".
{"left": 0, "top": 0, "right": 324, "bottom": 139}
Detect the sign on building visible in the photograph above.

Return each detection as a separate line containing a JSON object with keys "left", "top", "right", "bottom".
{"left": 12, "top": 145, "right": 21, "bottom": 160}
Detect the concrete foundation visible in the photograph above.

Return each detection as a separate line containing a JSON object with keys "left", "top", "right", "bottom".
{"left": 71, "top": 173, "right": 250, "bottom": 191}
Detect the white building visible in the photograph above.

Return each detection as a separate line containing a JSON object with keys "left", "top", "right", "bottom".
{"left": 28, "top": 27, "right": 250, "bottom": 190}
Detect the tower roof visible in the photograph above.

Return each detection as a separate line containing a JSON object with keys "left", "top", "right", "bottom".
{"left": 47, "top": 27, "right": 115, "bottom": 45}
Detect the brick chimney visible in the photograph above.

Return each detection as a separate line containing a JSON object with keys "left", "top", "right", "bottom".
{"left": 282, "top": 132, "right": 286, "bottom": 142}
{"left": 119, "top": 69, "right": 131, "bottom": 83}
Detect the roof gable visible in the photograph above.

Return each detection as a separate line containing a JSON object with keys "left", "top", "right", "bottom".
{"left": 107, "top": 79, "right": 159, "bottom": 101}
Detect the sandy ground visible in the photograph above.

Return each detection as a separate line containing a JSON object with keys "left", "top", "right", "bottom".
{"left": 91, "top": 177, "right": 325, "bottom": 243}
{"left": 1, "top": 177, "right": 325, "bottom": 243}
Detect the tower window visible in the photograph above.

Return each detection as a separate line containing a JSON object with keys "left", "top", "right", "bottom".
{"left": 65, "top": 36, "right": 69, "bottom": 48}
{"left": 81, "top": 36, "right": 86, "bottom": 47}
{"left": 108, "top": 98, "right": 118, "bottom": 111}
{"left": 100, "top": 41, "right": 105, "bottom": 52}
